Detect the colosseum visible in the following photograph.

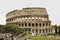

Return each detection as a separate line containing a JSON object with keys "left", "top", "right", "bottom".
{"left": 6, "top": 7, "right": 52, "bottom": 35}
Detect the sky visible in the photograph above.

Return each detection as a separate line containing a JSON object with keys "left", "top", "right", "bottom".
{"left": 0, "top": 0, "right": 60, "bottom": 25}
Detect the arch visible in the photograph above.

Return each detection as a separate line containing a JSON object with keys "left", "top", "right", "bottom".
{"left": 28, "top": 23, "right": 31, "bottom": 26}
{"left": 43, "top": 29, "right": 44, "bottom": 33}
{"left": 19, "top": 23, "right": 20, "bottom": 26}
{"left": 36, "top": 23, "right": 38, "bottom": 27}
{"left": 43, "top": 23, "right": 45, "bottom": 27}
{"left": 46, "top": 29, "right": 47, "bottom": 33}
{"left": 25, "top": 23, "right": 27, "bottom": 27}
{"left": 28, "top": 17, "right": 31, "bottom": 19}
{"left": 36, "top": 29, "right": 38, "bottom": 33}
{"left": 32, "top": 29, "right": 34, "bottom": 33}
{"left": 39, "top": 17, "right": 41, "bottom": 19}
{"left": 39, "top": 29, "right": 41, "bottom": 33}
{"left": 25, "top": 17, "right": 27, "bottom": 19}
{"left": 22, "top": 23, "right": 23, "bottom": 27}
{"left": 22, "top": 18, "right": 24, "bottom": 20}
{"left": 32, "top": 17, "right": 34, "bottom": 19}
{"left": 36, "top": 17, "right": 38, "bottom": 20}
{"left": 39, "top": 23, "right": 41, "bottom": 27}
{"left": 32, "top": 23, "right": 34, "bottom": 27}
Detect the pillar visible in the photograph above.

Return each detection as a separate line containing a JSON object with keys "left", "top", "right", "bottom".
{"left": 38, "top": 29, "right": 39, "bottom": 34}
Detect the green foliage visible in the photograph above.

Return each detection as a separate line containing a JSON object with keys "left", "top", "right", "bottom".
{"left": 54, "top": 25, "right": 57, "bottom": 34}
{"left": 0, "top": 24, "right": 23, "bottom": 36}
{"left": 21, "top": 32, "right": 27, "bottom": 37}
{"left": 58, "top": 26, "right": 60, "bottom": 35}
{"left": 24, "top": 34, "right": 58, "bottom": 40}
{"left": 48, "top": 33, "right": 56, "bottom": 35}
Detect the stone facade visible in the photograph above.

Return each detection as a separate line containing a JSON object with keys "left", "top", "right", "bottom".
{"left": 6, "top": 7, "right": 53, "bottom": 34}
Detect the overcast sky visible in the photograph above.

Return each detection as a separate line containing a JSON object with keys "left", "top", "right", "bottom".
{"left": 0, "top": 0, "right": 60, "bottom": 25}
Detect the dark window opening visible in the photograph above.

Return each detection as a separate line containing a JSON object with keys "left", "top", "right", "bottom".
{"left": 29, "top": 29, "right": 30, "bottom": 31}
{"left": 19, "top": 24, "right": 20, "bottom": 26}
{"left": 49, "top": 29, "right": 50, "bottom": 32}
{"left": 43, "top": 29, "right": 44, "bottom": 33}
{"left": 46, "top": 29, "right": 47, "bottom": 33}
{"left": 39, "top": 23, "right": 41, "bottom": 27}
{"left": 32, "top": 19, "right": 34, "bottom": 20}
{"left": 25, "top": 23, "right": 27, "bottom": 27}
{"left": 32, "top": 29, "right": 34, "bottom": 33}
{"left": 36, "top": 23, "right": 38, "bottom": 27}
{"left": 36, "top": 29, "right": 38, "bottom": 33}
{"left": 28, "top": 23, "right": 31, "bottom": 26}
{"left": 39, "top": 29, "right": 41, "bottom": 33}
{"left": 32, "top": 23, "right": 34, "bottom": 27}
{"left": 22, "top": 23, "right": 23, "bottom": 27}
{"left": 43, "top": 23, "right": 45, "bottom": 27}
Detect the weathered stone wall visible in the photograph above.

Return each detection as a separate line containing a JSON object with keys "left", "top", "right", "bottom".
{"left": 6, "top": 7, "right": 52, "bottom": 34}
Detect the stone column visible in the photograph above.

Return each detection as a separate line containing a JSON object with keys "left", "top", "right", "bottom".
{"left": 24, "top": 18, "right": 25, "bottom": 27}
{"left": 45, "top": 22, "right": 46, "bottom": 27}
{"left": 31, "top": 29, "right": 32, "bottom": 33}
{"left": 27, "top": 17, "right": 28, "bottom": 27}
{"left": 44, "top": 29, "right": 46, "bottom": 33}
{"left": 47, "top": 29, "right": 49, "bottom": 33}
{"left": 41, "top": 23, "right": 43, "bottom": 33}
{"left": 34, "top": 29, "right": 35, "bottom": 33}
{"left": 38, "top": 29, "right": 39, "bottom": 34}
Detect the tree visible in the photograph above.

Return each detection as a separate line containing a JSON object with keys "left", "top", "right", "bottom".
{"left": 5, "top": 24, "right": 23, "bottom": 36}
{"left": 0, "top": 24, "right": 23, "bottom": 36}
{"left": 55, "top": 25, "right": 57, "bottom": 34}
{"left": 58, "top": 26, "right": 60, "bottom": 35}
{"left": 0, "top": 25, "right": 5, "bottom": 33}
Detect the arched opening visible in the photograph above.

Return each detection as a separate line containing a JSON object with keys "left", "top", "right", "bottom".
{"left": 49, "top": 29, "right": 50, "bottom": 33}
{"left": 39, "top": 23, "right": 41, "bottom": 27}
{"left": 46, "top": 29, "right": 47, "bottom": 33}
{"left": 32, "top": 29, "right": 34, "bottom": 33}
{"left": 19, "top": 24, "right": 20, "bottom": 26}
{"left": 43, "top": 29, "right": 44, "bottom": 33}
{"left": 32, "top": 17, "right": 34, "bottom": 20}
{"left": 28, "top": 29, "right": 31, "bottom": 33}
{"left": 22, "top": 23, "right": 23, "bottom": 27}
{"left": 28, "top": 23, "right": 31, "bottom": 26}
{"left": 36, "top": 17, "right": 38, "bottom": 20}
{"left": 32, "top": 23, "right": 34, "bottom": 27}
{"left": 36, "top": 29, "right": 38, "bottom": 33}
{"left": 36, "top": 23, "right": 38, "bottom": 27}
{"left": 25, "top": 23, "right": 27, "bottom": 27}
{"left": 43, "top": 23, "right": 45, "bottom": 27}
{"left": 39, "top": 29, "right": 41, "bottom": 33}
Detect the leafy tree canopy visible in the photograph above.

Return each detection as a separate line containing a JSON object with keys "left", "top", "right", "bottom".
{"left": 0, "top": 24, "right": 23, "bottom": 36}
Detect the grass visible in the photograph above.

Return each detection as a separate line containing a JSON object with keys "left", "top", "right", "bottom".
{"left": 24, "top": 34, "right": 58, "bottom": 40}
